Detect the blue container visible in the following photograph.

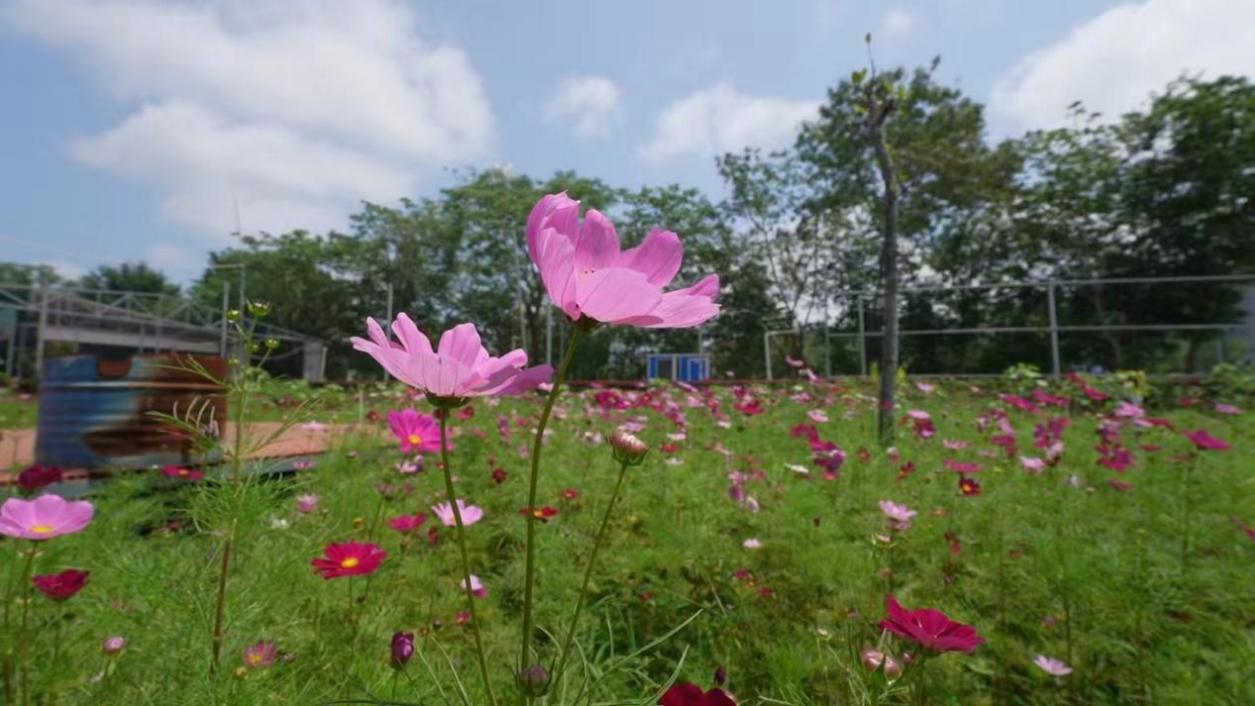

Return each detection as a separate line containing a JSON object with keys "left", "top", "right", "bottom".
{"left": 646, "top": 353, "right": 711, "bottom": 382}
{"left": 35, "top": 354, "right": 227, "bottom": 469}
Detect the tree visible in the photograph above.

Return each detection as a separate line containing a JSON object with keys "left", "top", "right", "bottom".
{"left": 80, "top": 261, "right": 180, "bottom": 296}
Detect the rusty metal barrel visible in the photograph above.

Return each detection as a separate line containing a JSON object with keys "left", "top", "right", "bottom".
{"left": 35, "top": 353, "right": 228, "bottom": 469}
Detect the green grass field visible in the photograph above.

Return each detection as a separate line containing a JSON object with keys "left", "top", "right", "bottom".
{"left": 3, "top": 377, "right": 1253, "bottom": 705}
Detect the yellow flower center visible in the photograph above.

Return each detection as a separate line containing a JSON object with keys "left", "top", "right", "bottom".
{"left": 407, "top": 433, "right": 422, "bottom": 446}
{"left": 340, "top": 557, "right": 360, "bottom": 569}
{"left": 29, "top": 523, "right": 54, "bottom": 535}
{"left": 247, "top": 653, "right": 263, "bottom": 665}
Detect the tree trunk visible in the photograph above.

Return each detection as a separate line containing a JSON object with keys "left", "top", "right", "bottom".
{"left": 869, "top": 110, "right": 900, "bottom": 447}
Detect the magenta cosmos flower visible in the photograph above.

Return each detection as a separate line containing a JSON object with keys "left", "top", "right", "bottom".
{"left": 0, "top": 495, "right": 94, "bottom": 540}
{"left": 352, "top": 316, "right": 552, "bottom": 399}
{"left": 33, "top": 569, "right": 90, "bottom": 600}
{"left": 659, "top": 682, "right": 737, "bottom": 706}
{"left": 311, "top": 542, "right": 387, "bottom": 580}
{"left": 527, "top": 193, "right": 719, "bottom": 328}
{"left": 879, "top": 595, "right": 986, "bottom": 653}
{"left": 387, "top": 408, "right": 442, "bottom": 454}
{"left": 1183, "top": 429, "right": 1230, "bottom": 451}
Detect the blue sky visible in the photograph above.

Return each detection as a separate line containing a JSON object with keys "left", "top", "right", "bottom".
{"left": 1, "top": 0, "right": 1252, "bottom": 283}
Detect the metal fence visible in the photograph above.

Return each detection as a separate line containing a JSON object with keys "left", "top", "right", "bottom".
{"left": 764, "top": 274, "right": 1255, "bottom": 380}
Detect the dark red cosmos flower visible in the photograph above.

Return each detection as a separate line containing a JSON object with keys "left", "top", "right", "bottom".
{"left": 388, "top": 513, "right": 428, "bottom": 533}
{"left": 734, "top": 399, "right": 764, "bottom": 416}
{"left": 311, "top": 542, "right": 387, "bottom": 579}
{"left": 519, "top": 506, "right": 559, "bottom": 522}
{"left": 1235, "top": 518, "right": 1255, "bottom": 543}
{"left": 943, "top": 459, "right": 983, "bottom": 474}
{"left": 944, "top": 530, "right": 962, "bottom": 556}
{"left": 959, "top": 477, "right": 981, "bottom": 496}
{"left": 491, "top": 467, "right": 507, "bottom": 484}
{"left": 17, "top": 464, "right": 62, "bottom": 492}
{"left": 33, "top": 569, "right": 90, "bottom": 600}
{"left": 879, "top": 595, "right": 985, "bottom": 654}
{"left": 660, "top": 682, "right": 737, "bottom": 706}
{"left": 162, "top": 465, "right": 205, "bottom": 481}
{"left": 789, "top": 424, "right": 819, "bottom": 442}
{"left": 1183, "top": 429, "right": 1230, "bottom": 451}
{"left": 456, "top": 405, "right": 475, "bottom": 421}
{"left": 560, "top": 488, "right": 580, "bottom": 501}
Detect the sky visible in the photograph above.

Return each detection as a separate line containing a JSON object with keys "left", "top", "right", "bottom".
{"left": 1, "top": 0, "right": 1253, "bottom": 284}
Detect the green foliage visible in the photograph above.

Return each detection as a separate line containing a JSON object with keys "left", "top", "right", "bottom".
{"left": 79, "top": 262, "right": 180, "bottom": 296}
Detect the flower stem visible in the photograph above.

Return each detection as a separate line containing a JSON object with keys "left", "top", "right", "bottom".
{"left": 438, "top": 412, "right": 498, "bottom": 706}
{"left": 17, "top": 544, "right": 36, "bottom": 706}
{"left": 519, "top": 325, "right": 585, "bottom": 684}
{"left": 551, "top": 457, "right": 630, "bottom": 689}
{"left": 209, "top": 520, "right": 236, "bottom": 674}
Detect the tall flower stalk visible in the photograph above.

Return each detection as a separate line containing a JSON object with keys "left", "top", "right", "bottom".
{"left": 518, "top": 324, "right": 586, "bottom": 679}
{"left": 550, "top": 432, "right": 646, "bottom": 689}
{"left": 436, "top": 406, "right": 497, "bottom": 706}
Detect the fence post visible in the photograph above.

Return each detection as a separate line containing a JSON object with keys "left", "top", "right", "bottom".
{"left": 763, "top": 331, "right": 772, "bottom": 381}
{"left": 857, "top": 295, "right": 867, "bottom": 376}
{"left": 1047, "top": 282, "right": 1061, "bottom": 378}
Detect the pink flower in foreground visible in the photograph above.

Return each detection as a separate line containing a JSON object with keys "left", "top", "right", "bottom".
{"left": 0, "top": 495, "right": 94, "bottom": 540}
{"left": 387, "top": 409, "right": 442, "bottom": 454}
{"left": 432, "top": 499, "right": 483, "bottom": 527}
{"left": 1033, "top": 655, "right": 1073, "bottom": 676}
{"left": 879, "top": 595, "right": 985, "bottom": 653}
{"left": 352, "top": 317, "right": 552, "bottom": 398}
{"left": 1183, "top": 429, "right": 1230, "bottom": 451}
{"left": 527, "top": 192, "right": 719, "bottom": 328}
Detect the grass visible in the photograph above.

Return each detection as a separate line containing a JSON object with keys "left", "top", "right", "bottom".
{"left": 2, "top": 377, "right": 1253, "bottom": 705}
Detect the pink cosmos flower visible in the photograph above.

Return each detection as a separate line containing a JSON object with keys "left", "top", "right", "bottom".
{"left": 352, "top": 317, "right": 552, "bottom": 399}
{"left": 311, "top": 542, "right": 387, "bottom": 579}
{"left": 807, "top": 409, "right": 829, "bottom": 423}
{"left": 243, "top": 641, "right": 277, "bottom": 669}
{"left": 943, "top": 459, "right": 983, "bottom": 474}
{"left": 879, "top": 595, "right": 985, "bottom": 653}
{"left": 1033, "top": 655, "right": 1073, "bottom": 676}
{"left": 295, "top": 494, "right": 320, "bottom": 514}
{"left": 742, "top": 537, "right": 763, "bottom": 550}
{"left": 0, "top": 495, "right": 94, "bottom": 540}
{"left": 1019, "top": 456, "right": 1046, "bottom": 474}
{"left": 915, "top": 381, "right": 935, "bottom": 394}
{"left": 432, "top": 499, "right": 483, "bottom": 527}
{"left": 461, "top": 574, "right": 488, "bottom": 598}
{"left": 387, "top": 408, "right": 442, "bottom": 454}
{"left": 878, "top": 500, "right": 918, "bottom": 531}
{"left": 526, "top": 192, "right": 719, "bottom": 327}
{"left": 1183, "top": 429, "right": 1230, "bottom": 451}
{"left": 1214, "top": 403, "right": 1242, "bottom": 415}
{"left": 388, "top": 513, "right": 428, "bottom": 533}
{"left": 943, "top": 439, "right": 970, "bottom": 451}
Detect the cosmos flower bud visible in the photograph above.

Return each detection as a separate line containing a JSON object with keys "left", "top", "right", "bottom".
{"left": 516, "top": 664, "right": 550, "bottom": 697}
{"left": 883, "top": 655, "right": 903, "bottom": 680}
{"left": 860, "top": 648, "right": 885, "bottom": 671}
{"left": 103, "top": 636, "right": 126, "bottom": 655}
{"left": 390, "top": 631, "right": 414, "bottom": 668}
{"left": 609, "top": 430, "right": 649, "bottom": 464}
{"left": 714, "top": 665, "right": 727, "bottom": 686}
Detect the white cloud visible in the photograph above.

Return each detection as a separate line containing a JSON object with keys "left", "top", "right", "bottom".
{"left": 543, "top": 76, "right": 623, "bottom": 139}
{"left": 4, "top": 0, "right": 496, "bottom": 237}
{"left": 640, "top": 83, "right": 818, "bottom": 162}
{"left": 990, "top": 0, "right": 1255, "bottom": 133}
{"left": 881, "top": 9, "right": 916, "bottom": 36}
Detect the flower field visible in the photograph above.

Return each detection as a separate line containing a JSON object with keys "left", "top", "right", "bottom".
{"left": 4, "top": 374, "right": 1253, "bottom": 705}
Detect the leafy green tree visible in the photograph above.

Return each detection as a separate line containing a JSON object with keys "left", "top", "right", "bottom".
{"left": 79, "top": 261, "right": 180, "bottom": 296}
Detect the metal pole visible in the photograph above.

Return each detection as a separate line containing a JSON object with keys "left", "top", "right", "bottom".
{"left": 239, "top": 268, "right": 247, "bottom": 314}
{"left": 220, "top": 282, "right": 230, "bottom": 357}
{"left": 385, "top": 283, "right": 394, "bottom": 340}
{"left": 34, "top": 277, "right": 49, "bottom": 385}
{"left": 1047, "top": 282, "right": 1061, "bottom": 378}
{"left": 824, "top": 313, "right": 832, "bottom": 379}
{"left": 857, "top": 295, "right": 867, "bottom": 376}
